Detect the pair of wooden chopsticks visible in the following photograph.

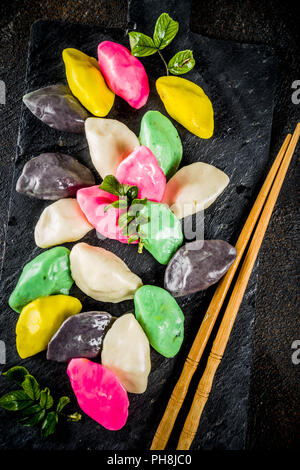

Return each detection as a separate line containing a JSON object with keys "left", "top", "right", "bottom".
{"left": 151, "top": 123, "right": 300, "bottom": 451}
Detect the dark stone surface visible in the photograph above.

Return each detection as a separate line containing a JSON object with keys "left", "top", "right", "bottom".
{"left": 0, "top": 0, "right": 298, "bottom": 451}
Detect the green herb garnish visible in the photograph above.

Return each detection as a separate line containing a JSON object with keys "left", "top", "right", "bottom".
{"left": 0, "top": 366, "right": 81, "bottom": 438}
{"left": 99, "top": 175, "right": 139, "bottom": 210}
{"left": 129, "top": 12, "right": 195, "bottom": 76}
{"left": 99, "top": 176, "right": 150, "bottom": 247}
{"left": 167, "top": 49, "right": 195, "bottom": 75}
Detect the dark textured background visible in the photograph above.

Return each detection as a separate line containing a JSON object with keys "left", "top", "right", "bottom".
{"left": 0, "top": 0, "right": 299, "bottom": 451}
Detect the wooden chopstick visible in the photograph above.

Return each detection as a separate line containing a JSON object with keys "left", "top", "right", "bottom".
{"left": 176, "top": 123, "right": 300, "bottom": 450}
{"left": 150, "top": 127, "right": 298, "bottom": 450}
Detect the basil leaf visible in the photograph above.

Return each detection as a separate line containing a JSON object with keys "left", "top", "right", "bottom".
{"left": 19, "top": 409, "right": 46, "bottom": 427}
{"left": 118, "top": 213, "right": 134, "bottom": 229}
{"left": 104, "top": 199, "right": 129, "bottom": 213}
{"left": 131, "top": 197, "right": 148, "bottom": 205}
{"left": 56, "top": 396, "right": 70, "bottom": 414}
{"left": 127, "top": 198, "right": 148, "bottom": 216}
{"left": 99, "top": 176, "right": 140, "bottom": 202}
{"left": 126, "top": 185, "right": 139, "bottom": 202}
{"left": 3, "top": 366, "right": 29, "bottom": 385}
{"left": 121, "top": 226, "right": 128, "bottom": 236}
{"left": 39, "top": 387, "right": 53, "bottom": 410}
{"left": 103, "top": 203, "right": 113, "bottom": 213}
{"left": 20, "top": 404, "right": 42, "bottom": 416}
{"left": 120, "top": 184, "right": 136, "bottom": 198}
{"left": 153, "top": 13, "right": 179, "bottom": 50}
{"left": 22, "top": 375, "right": 41, "bottom": 401}
{"left": 122, "top": 219, "right": 138, "bottom": 237}
{"left": 168, "top": 50, "right": 195, "bottom": 75}
{"left": 129, "top": 32, "right": 157, "bottom": 57}
{"left": 0, "top": 390, "right": 33, "bottom": 411}
{"left": 41, "top": 411, "right": 58, "bottom": 438}
{"left": 118, "top": 212, "right": 128, "bottom": 228}
{"left": 127, "top": 234, "right": 140, "bottom": 244}
{"left": 116, "top": 199, "right": 129, "bottom": 210}
{"left": 126, "top": 219, "right": 139, "bottom": 236}
{"left": 99, "top": 175, "right": 123, "bottom": 197}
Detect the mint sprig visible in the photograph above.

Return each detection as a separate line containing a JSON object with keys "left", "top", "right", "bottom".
{"left": 0, "top": 366, "right": 81, "bottom": 438}
{"left": 99, "top": 175, "right": 139, "bottom": 208}
{"left": 128, "top": 12, "right": 195, "bottom": 76}
{"left": 99, "top": 176, "right": 149, "bottom": 249}
{"left": 119, "top": 198, "right": 149, "bottom": 250}
{"left": 99, "top": 175, "right": 128, "bottom": 197}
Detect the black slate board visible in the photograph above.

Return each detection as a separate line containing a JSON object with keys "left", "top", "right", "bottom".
{"left": 0, "top": 0, "right": 276, "bottom": 450}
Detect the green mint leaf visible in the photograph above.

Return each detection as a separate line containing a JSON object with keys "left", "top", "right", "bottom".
{"left": 39, "top": 387, "right": 53, "bottom": 410}
{"left": 103, "top": 202, "right": 113, "bottom": 213}
{"left": 118, "top": 212, "right": 129, "bottom": 229}
{"left": 131, "top": 197, "right": 148, "bottom": 205}
{"left": 41, "top": 411, "right": 58, "bottom": 438}
{"left": 126, "top": 219, "right": 139, "bottom": 236}
{"left": 104, "top": 199, "right": 129, "bottom": 213}
{"left": 115, "top": 199, "right": 129, "bottom": 210}
{"left": 19, "top": 409, "right": 46, "bottom": 427}
{"left": 21, "top": 375, "right": 41, "bottom": 401}
{"left": 127, "top": 234, "right": 140, "bottom": 244}
{"left": 168, "top": 50, "right": 195, "bottom": 75}
{"left": 125, "top": 185, "right": 139, "bottom": 202}
{"left": 127, "top": 198, "right": 148, "bottom": 216}
{"left": 3, "top": 366, "right": 29, "bottom": 385}
{"left": 99, "top": 175, "right": 123, "bottom": 197}
{"left": 153, "top": 13, "right": 179, "bottom": 50}
{"left": 0, "top": 390, "right": 34, "bottom": 411}
{"left": 20, "top": 404, "right": 42, "bottom": 416}
{"left": 118, "top": 213, "right": 134, "bottom": 229}
{"left": 129, "top": 32, "right": 157, "bottom": 57}
{"left": 136, "top": 215, "right": 150, "bottom": 226}
{"left": 66, "top": 412, "right": 82, "bottom": 422}
{"left": 99, "top": 176, "right": 140, "bottom": 203}
{"left": 122, "top": 222, "right": 135, "bottom": 237}
{"left": 19, "top": 404, "right": 45, "bottom": 427}
{"left": 56, "top": 396, "right": 70, "bottom": 414}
